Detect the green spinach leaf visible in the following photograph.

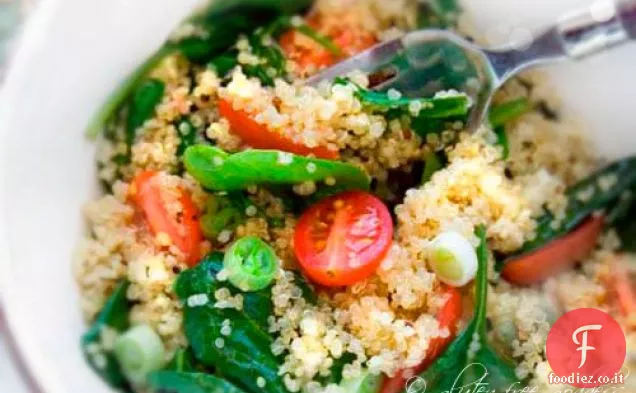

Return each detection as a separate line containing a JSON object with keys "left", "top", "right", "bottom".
{"left": 232, "top": 16, "right": 291, "bottom": 85}
{"left": 165, "top": 348, "right": 204, "bottom": 373}
{"left": 208, "top": 52, "right": 240, "bottom": 77}
{"left": 488, "top": 98, "right": 532, "bottom": 128}
{"left": 174, "top": 252, "right": 330, "bottom": 393}
{"left": 174, "top": 252, "right": 283, "bottom": 393}
{"left": 208, "top": 13, "right": 339, "bottom": 84}
{"left": 87, "top": 0, "right": 312, "bottom": 138}
{"left": 176, "top": 118, "right": 198, "bottom": 157}
{"left": 184, "top": 145, "right": 370, "bottom": 192}
{"left": 421, "top": 151, "right": 445, "bottom": 184}
{"left": 617, "top": 218, "right": 636, "bottom": 252}
{"left": 418, "top": 0, "right": 460, "bottom": 29}
{"left": 494, "top": 126, "right": 510, "bottom": 160}
{"left": 418, "top": 226, "right": 519, "bottom": 392}
{"left": 611, "top": 193, "right": 636, "bottom": 252}
{"left": 200, "top": 190, "right": 287, "bottom": 240}
{"left": 148, "top": 371, "right": 246, "bottom": 393}
{"left": 335, "top": 80, "right": 469, "bottom": 140}
{"left": 81, "top": 281, "right": 132, "bottom": 391}
{"left": 87, "top": 47, "right": 172, "bottom": 138}
{"left": 127, "top": 79, "right": 166, "bottom": 147}
{"left": 170, "top": 0, "right": 312, "bottom": 63}
{"left": 200, "top": 192, "right": 249, "bottom": 240}
{"left": 343, "top": 80, "right": 470, "bottom": 119}
{"left": 488, "top": 98, "right": 531, "bottom": 161}
{"left": 506, "top": 156, "right": 636, "bottom": 261}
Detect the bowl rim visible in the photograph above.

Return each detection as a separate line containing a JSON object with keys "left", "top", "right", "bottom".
{"left": 0, "top": 0, "right": 68, "bottom": 392}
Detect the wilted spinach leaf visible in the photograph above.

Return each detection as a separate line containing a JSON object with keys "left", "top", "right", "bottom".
{"left": 184, "top": 145, "right": 370, "bottom": 192}
{"left": 127, "top": 79, "right": 165, "bottom": 147}
{"left": 612, "top": 195, "right": 636, "bottom": 252}
{"left": 176, "top": 118, "right": 198, "bottom": 157}
{"left": 504, "top": 156, "right": 636, "bottom": 262}
{"left": 418, "top": 0, "right": 460, "bottom": 29}
{"left": 148, "top": 371, "right": 246, "bottom": 393}
{"left": 170, "top": 0, "right": 312, "bottom": 63}
{"left": 87, "top": 48, "right": 172, "bottom": 138}
{"left": 488, "top": 98, "right": 532, "bottom": 161}
{"left": 421, "top": 151, "right": 445, "bottom": 184}
{"left": 81, "top": 281, "right": 132, "bottom": 391}
{"left": 174, "top": 251, "right": 348, "bottom": 393}
{"left": 174, "top": 252, "right": 283, "bottom": 393}
{"left": 165, "top": 348, "right": 205, "bottom": 373}
{"left": 418, "top": 226, "right": 519, "bottom": 392}
{"left": 87, "top": 0, "right": 312, "bottom": 138}
{"left": 341, "top": 79, "right": 470, "bottom": 119}
{"left": 489, "top": 98, "right": 532, "bottom": 128}
{"left": 334, "top": 79, "right": 470, "bottom": 140}
{"left": 494, "top": 126, "right": 510, "bottom": 160}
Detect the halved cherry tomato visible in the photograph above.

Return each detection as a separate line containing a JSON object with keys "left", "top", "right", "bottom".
{"left": 293, "top": 191, "right": 393, "bottom": 287}
{"left": 279, "top": 16, "right": 377, "bottom": 73}
{"left": 131, "top": 171, "right": 203, "bottom": 266}
{"left": 502, "top": 216, "right": 605, "bottom": 285}
{"left": 331, "top": 27, "right": 377, "bottom": 57}
{"left": 218, "top": 99, "right": 338, "bottom": 160}
{"left": 279, "top": 31, "right": 335, "bottom": 70}
{"left": 380, "top": 286, "right": 463, "bottom": 393}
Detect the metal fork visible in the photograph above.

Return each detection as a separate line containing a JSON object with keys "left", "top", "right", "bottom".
{"left": 307, "top": 0, "right": 636, "bottom": 130}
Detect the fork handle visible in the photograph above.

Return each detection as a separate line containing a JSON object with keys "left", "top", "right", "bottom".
{"left": 560, "top": 0, "right": 636, "bottom": 58}
{"left": 487, "top": 0, "right": 636, "bottom": 84}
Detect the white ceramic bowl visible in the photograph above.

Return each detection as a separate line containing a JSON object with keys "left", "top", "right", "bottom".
{"left": 0, "top": 1, "right": 635, "bottom": 392}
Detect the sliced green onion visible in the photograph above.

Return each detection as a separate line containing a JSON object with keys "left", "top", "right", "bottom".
{"left": 429, "top": 231, "right": 478, "bottom": 287}
{"left": 224, "top": 236, "right": 279, "bottom": 292}
{"left": 113, "top": 324, "right": 166, "bottom": 385}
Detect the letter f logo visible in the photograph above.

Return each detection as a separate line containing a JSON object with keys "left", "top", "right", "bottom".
{"left": 572, "top": 324, "right": 602, "bottom": 368}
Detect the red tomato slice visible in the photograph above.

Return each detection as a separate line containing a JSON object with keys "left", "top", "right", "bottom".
{"left": 131, "top": 171, "right": 203, "bottom": 266}
{"left": 611, "top": 258, "right": 636, "bottom": 318}
{"left": 331, "top": 27, "right": 377, "bottom": 57}
{"left": 380, "top": 286, "right": 463, "bottom": 393}
{"left": 279, "top": 30, "right": 335, "bottom": 70}
{"left": 279, "top": 16, "right": 377, "bottom": 73}
{"left": 218, "top": 99, "right": 338, "bottom": 160}
{"left": 293, "top": 191, "right": 393, "bottom": 287}
{"left": 502, "top": 216, "right": 604, "bottom": 285}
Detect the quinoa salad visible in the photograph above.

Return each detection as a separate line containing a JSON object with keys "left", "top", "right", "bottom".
{"left": 74, "top": 1, "right": 636, "bottom": 392}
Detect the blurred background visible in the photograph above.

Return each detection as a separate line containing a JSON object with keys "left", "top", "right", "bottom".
{"left": 0, "top": 0, "right": 34, "bottom": 78}
{"left": 1, "top": 1, "right": 35, "bottom": 391}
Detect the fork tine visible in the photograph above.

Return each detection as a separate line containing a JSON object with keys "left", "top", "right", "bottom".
{"left": 305, "top": 38, "right": 405, "bottom": 87}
